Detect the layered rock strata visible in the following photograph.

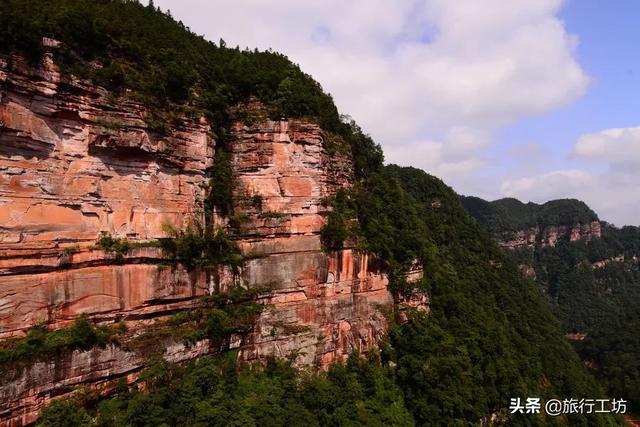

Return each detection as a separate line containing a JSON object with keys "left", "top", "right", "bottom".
{"left": 499, "top": 221, "right": 602, "bottom": 250}
{"left": 0, "top": 55, "right": 419, "bottom": 424}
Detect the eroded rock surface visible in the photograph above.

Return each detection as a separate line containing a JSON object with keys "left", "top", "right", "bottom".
{"left": 499, "top": 221, "right": 602, "bottom": 250}
{"left": 0, "top": 56, "right": 422, "bottom": 425}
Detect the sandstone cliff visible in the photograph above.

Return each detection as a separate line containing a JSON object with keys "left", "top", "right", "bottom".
{"left": 0, "top": 54, "right": 420, "bottom": 425}
{"left": 498, "top": 220, "right": 602, "bottom": 250}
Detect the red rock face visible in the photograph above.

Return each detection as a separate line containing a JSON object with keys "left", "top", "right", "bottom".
{"left": 0, "top": 55, "right": 213, "bottom": 341}
{"left": 498, "top": 221, "right": 603, "bottom": 281}
{"left": 0, "top": 57, "right": 212, "bottom": 249}
{"left": 499, "top": 221, "right": 602, "bottom": 250}
{"left": 0, "top": 340, "right": 220, "bottom": 427}
{"left": 0, "top": 57, "right": 422, "bottom": 424}
{"left": 228, "top": 113, "right": 392, "bottom": 367}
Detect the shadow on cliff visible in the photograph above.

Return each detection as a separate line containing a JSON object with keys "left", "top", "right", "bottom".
{"left": 88, "top": 143, "right": 188, "bottom": 177}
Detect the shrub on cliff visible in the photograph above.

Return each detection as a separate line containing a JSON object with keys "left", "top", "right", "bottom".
{"left": 206, "top": 147, "right": 234, "bottom": 218}
{"left": 0, "top": 0, "right": 384, "bottom": 181}
{"left": 166, "top": 286, "right": 270, "bottom": 347}
{"left": 0, "top": 315, "right": 119, "bottom": 368}
{"left": 37, "top": 398, "right": 93, "bottom": 427}
{"left": 160, "top": 222, "right": 242, "bottom": 270}
{"left": 320, "top": 211, "right": 350, "bottom": 250}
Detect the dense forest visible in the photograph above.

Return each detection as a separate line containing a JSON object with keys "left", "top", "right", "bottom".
{"left": 461, "top": 197, "right": 599, "bottom": 236}
{"left": 462, "top": 196, "right": 640, "bottom": 415}
{"left": 0, "top": 0, "right": 627, "bottom": 425}
{"left": 38, "top": 165, "right": 623, "bottom": 427}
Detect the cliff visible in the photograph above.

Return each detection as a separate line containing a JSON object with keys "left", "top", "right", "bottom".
{"left": 497, "top": 221, "right": 602, "bottom": 249}
{"left": 0, "top": 54, "right": 412, "bottom": 425}
{"left": 462, "top": 197, "right": 640, "bottom": 415}
{"left": 1, "top": 3, "right": 622, "bottom": 425}
{"left": 460, "top": 196, "right": 602, "bottom": 249}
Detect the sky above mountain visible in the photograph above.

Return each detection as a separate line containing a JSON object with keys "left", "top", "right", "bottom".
{"left": 155, "top": 0, "right": 640, "bottom": 226}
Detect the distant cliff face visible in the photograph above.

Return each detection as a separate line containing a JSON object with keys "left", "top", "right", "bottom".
{"left": 0, "top": 55, "right": 420, "bottom": 425}
{"left": 499, "top": 221, "right": 602, "bottom": 249}
{"left": 460, "top": 196, "right": 602, "bottom": 249}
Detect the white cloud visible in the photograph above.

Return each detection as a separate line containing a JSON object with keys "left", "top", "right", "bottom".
{"left": 501, "top": 128, "right": 640, "bottom": 226}
{"left": 573, "top": 127, "right": 640, "bottom": 168}
{"left": 154, "top": 1, "right": 640, "bottom": 223}
{"left": 156, "top": 0, "right": 587, "bottom": 180}
{"left": 501, "top": 169, "right": 596, "bottom": 201}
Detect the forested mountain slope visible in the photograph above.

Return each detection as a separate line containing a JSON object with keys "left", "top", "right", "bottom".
{"left": 0, "top": 1, "right": 624, "bottom": 425}
{"left": 462, "top": 196, "right": 640, "bottom": 415}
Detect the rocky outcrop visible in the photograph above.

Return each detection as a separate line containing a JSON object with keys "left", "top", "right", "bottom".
{"left": 0, "top": 53, "right": 213, "bottom": 340}
{"left": 228, "top": 107, "right": 393, "bottom": 367}
{"left": 0, "top": 339, "right": 217, "bottom": 427}
{"left": 499, "top": 221, "right": 602, "bottom": 249}
{"left": 592, "top": 255, "right": 630, "bottom": 269}
{"left": 241, "top": 250, "right": 392, "bottom": 367}
{"left": 0, "top": 53, "right": 424, "bottom": 424}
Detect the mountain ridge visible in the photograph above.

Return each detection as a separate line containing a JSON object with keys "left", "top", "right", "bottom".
{"left": 462, "top": 194, "right": 640, "bottom": 416}
{"left": 0, "top": 1, "right": 624, "bottom": 425}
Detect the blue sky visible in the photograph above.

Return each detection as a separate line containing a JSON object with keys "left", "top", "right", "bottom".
{"left": 489, "top": 0, "right": 640, "bottom": 225}
{"left": 157, "top": 0, "right": 640, "bottom": 225}
{"left": 500, "top": 0, "right": 640, "bottom": 165}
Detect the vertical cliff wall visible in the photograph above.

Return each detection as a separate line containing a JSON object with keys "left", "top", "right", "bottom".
{"left": 497, "top": 221, "right": 602, "bottom": 250}
{"left": 227, "top": 112, "right": 392, "bottom": 366}
{"left": 0, "top": 56, "right": 411, "bottom": 425}
{"left": 0, "top": 54, "right": 213, "bottom": 339}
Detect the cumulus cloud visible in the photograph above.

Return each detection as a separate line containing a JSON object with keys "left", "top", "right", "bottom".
{"left": 573, "top": 127, "right": 640, "bottom": 168}
{"left": 153, "top": 1, "right": 640, "bottom": 223}
{"left": 156, "top": 0, "right": 588, "bottom": 186}
{"left": 501, "top": 127, "right": 640, "bottom": 226}
{"left": 501, "top": 170, "right": 596, "bottom": 201}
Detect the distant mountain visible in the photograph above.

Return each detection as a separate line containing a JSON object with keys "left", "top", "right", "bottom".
{"left": 463, "top": 195, "right": 640, "bottom": 415}
{"left": 461, "top": 196, "right": 599, "bottom": 235}
{"left": 0, "top": 1, "right": 625, "bottom": 425}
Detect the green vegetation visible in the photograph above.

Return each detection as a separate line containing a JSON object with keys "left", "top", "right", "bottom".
{"left": 0, "top": 0, "right": 333, "bottom": 120}
{"left": 320, "top": 211, "right": 351, "bottom": 250}
{"left": 320, "top": 188, "right": 359, "bottom": 251}
{"left": 0, "top": 315, "right": 122, "bottom": 369}
{"left": 42, "top": 352, "right": 413, "bottom": 427}
{"left": 92, "top": 232, "right": 161, "bottom": 261}
{"left": 167, "top": 286, "right": 268, "bottom": 346}
{"left": 250, "top": 193, "right": 264, "bottom": 211}
{"left": 93, "top": 232, "right": 132, "bottom": 260}
{"left": 160, "top": 222, "right": 243, "bottom": 270}
{"left": 258, "top": 211, "right": 288, "bottom": 220}
{"left": 342, "top": 166, "right": 618, "bottom": 425}
{"left": 533, "top": 231, "right": 640, "bottom": 414}
{"left": 461, "top": 196, "right": 598, "bottom": 236}
{"left": 123, "top": 285, "right": 268, "bottom": 357}
{"left": 61, "top": 244, "right": 81, "bottom": 256}
{"left": 38, "top": 398, "right": 93, "bottom": 427}
{"left": 463, "top": 196, "right": 640, "bottom": 415}
{"left": 579, "top": 315, "right": 640, "bottom": 414}
{"left": 0, "top": 0, "right": 382, "bottom": 182}
{"left": 6, "top": 1, "right": 626, "bottom": 425}
{"left": 206, "top": 147, "right": 234, "bottom": 217}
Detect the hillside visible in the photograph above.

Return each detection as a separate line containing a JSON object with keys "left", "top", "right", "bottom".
{"left": 461, "top": 196, "right": 599, "bottom": 237}
{"left": 463, "top": 196, "right": 640, "bottom": 415}
{"left": 0, "top": 1, "right": 624, "bottom": 426}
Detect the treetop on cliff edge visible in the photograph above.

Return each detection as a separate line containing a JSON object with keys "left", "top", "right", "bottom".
{"left": 0, "top": 0, "right": 384, "bottom": 179}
